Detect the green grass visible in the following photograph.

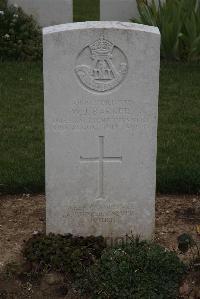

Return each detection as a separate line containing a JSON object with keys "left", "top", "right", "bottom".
{"left": 0, "top": 63, "right": 44, "bottom": 193}
{"left": 157, "top": 62, "right": 200, "bottom": 194}
{"left": 0, "top": 62, "right": 199, "bottom": 194}
{"left": 73, "top": 0, "right": 100, "bottom": 22}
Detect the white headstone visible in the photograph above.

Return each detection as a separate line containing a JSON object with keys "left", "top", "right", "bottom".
{"left": 8, "top": 0, "right": 72, "bottom": 27}
{"left": 43, "top": 21, "right": 160, "bottom": 241}
{"left": 100, "top": 0, "right": 138, "bottom": 22}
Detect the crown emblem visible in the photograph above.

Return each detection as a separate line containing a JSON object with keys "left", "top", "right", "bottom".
{"left": 89, "top": 35, "right": 113, "bottom": 56}
{"left": 75, "top": 34, "right": 128, "bottom": 92}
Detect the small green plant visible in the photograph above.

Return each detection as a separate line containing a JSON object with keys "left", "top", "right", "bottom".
{"left": 75, "top": 237, "right": 186, "bottom": 299}
{"left": 177, "top": 233, "right": 200, "bottom": 270}
{"left": 0, "top": 0, "right": 42, "bottom": 61}
{"left": 133, "top": 0, "right": 200, "bottom": 61}
{"left": 23, "top": 233, "right": 106, "bottom": 275}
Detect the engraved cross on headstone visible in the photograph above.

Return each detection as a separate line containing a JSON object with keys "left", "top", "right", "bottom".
{"left": 80, "top": 136, "right": 122, "bottom": 199}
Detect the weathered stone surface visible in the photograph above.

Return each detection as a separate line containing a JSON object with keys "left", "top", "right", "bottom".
{"left": 43, "top": 21, "right": 160, "bottom": 240}
{"left": 8, "top": 0, "right": 72, "bottom": 27}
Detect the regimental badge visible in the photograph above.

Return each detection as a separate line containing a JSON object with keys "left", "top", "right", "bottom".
{"left": 75, "top": 34, "right": 128, "bottom": 93}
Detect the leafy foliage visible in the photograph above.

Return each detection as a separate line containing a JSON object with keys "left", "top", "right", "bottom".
{"left": 177, "top": 233, "right": 200, "bottom": 270}
{"left": 23, "top": 234, "right": 186, "bottom": 298}
{"left": 133, "top": 0, "right": 200, "bottom": 61}
{"left": 75, "top": 237, "right": 186, "bottom": 299}
{"left": 0, "top": 0, "right": 42, "bottom": 61}
{"left": 177, "top": 233, "right": 194, "bottom": 253}
{"left": 23, "top": 233, "right": 106, "bottom": 274}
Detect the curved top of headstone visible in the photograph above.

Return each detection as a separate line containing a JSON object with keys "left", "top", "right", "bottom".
{"left": 43, "top": 21, "right": 160, "bottom": 36}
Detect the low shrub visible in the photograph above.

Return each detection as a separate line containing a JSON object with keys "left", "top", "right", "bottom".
{"left": 23, "top": 233, "right": 106, "bottom": 274}
{"left": 133, "top": 0, "right": 200, "bottom": 61}
{"left": 0, "top": 0, "right": 42, "bottom": 61}
{"left": 75, "top": 237, "right": 186, "bottom": 299}
{"left": 23, "top": 234, "right": 186, "bottom": 298}
{"left": 177, "top": 233, "right": 200, "bottom": 270}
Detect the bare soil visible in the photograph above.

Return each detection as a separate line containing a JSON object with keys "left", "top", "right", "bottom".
{"left": 0, "top": 194, "right": 200, "bottom": 298}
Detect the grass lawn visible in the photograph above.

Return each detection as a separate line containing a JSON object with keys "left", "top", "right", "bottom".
{"left": 0, "top": 62, "right": 200, "bottom": 194}
{"left": 73, "top": 0, "right": 100, "bottom": 22}
{"left": 0, "top": 1, "right": 199, "bottom": 194}
{"left": 158, "top": 62, "right": 200, "bottom": 194}
{"left": 0, "top": 63, "right": 44, "bottom": 194}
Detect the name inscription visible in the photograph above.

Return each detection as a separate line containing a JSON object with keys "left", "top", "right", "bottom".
{"left": 52, "top": 98, "right": 153, "bottom": 131}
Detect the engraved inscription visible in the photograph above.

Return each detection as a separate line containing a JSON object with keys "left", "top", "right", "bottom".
{"left": 75, "top": 34, "right": 128, "bottom": 92}
{"left": 66, "top": 206, "right": 135, "bottom": 224}
{"left": 52, "top": 98, "right": 153, "bottom": 131}
{"left": 80, "top": 136, "right": 122, "bottom": 199}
